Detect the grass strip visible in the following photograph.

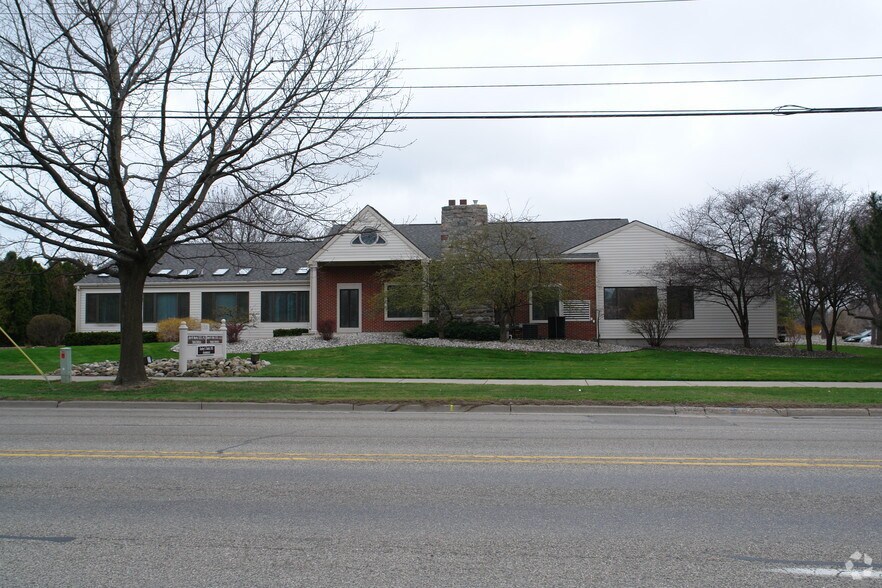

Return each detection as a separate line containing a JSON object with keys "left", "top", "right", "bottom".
{"left": 1, "top": 380, "right": 880, "bottom": 407}
{"left": 252, "top": 344, "right": 882, "bottom": 382}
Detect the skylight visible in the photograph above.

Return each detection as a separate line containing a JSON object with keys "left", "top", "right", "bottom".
{"left": 157, "top": 269, "right": 172, "bottom": 275}
{"left": 213, "top": 268, "right": 229, "bottom": 276}
{"left": 178, "top": 268, "right": 194, "bottom": 276}
{"left": 272, "top": 267, "right": 287, "bottom": 275}
{"left": 295, "top": 267, "right": 309, "bottom": 275}
{"left": 237, "top": 268, "right": 252, "bottom": 276}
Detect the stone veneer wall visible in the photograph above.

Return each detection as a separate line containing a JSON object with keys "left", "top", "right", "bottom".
{"left": 440, "top": 200, "right": 488, "bottom": 254}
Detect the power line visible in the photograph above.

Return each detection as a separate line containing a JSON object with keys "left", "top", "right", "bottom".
{"left": 17, "top": 105, "right": 882, "bottom": 120}
{"left": 118, "top": 71, "right": 882, "bottom": 92}
{"left": 359, "top": 0, "right": 697, "bottom": 11}
{"left": 391, "top": 55, "right": 882, "bottom": 71}
{"left": 24, "top": 0, "right": 697, "bottom": 18}
{"left": 391, "top": 72, "right": 882, "bottom": 90}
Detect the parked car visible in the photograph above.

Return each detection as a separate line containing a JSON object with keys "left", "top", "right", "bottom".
{"left": 860, "top": 334, "right": 873, "bottom": 344}
{"left": 844, "top": 329, "right": 872, "bottom": 342}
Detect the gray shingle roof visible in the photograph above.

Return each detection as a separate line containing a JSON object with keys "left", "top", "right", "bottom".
{"left": 78, "top": 240, "right": 323, "bottom": 285}
{"left": 77, "top": 217, "right": 628, "bottom": 285}
{"left": 396, "top": 218, "right": 628, "bottom": 259}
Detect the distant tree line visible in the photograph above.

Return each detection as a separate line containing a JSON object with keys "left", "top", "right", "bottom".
{"left": 0, "top": 252, "right": 86, "bottom": 345}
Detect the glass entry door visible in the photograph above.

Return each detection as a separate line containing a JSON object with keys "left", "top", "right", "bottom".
{"left": 339, "top": 288, "right": 360, "bottom": 330}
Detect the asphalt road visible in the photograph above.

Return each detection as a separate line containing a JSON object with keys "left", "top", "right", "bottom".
{"left": 1, "top": 406, "right": 880, "bottom": 586}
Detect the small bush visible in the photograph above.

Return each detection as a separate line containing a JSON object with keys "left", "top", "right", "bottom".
{"left": 63, "top": 331, "right": 158, "bottom": 346}
{"left": 156, "top": 317, "right": 202, "bottom": 342}
{"left": 273, "top": 328, "right": 308, "bottom": 337}
{"left": 403, "top": 322, "right": 439, "bottom": 339}
{"left": 26, "top": 314, "right": 71, "bottom": 346}
{"left": 317, "top": 319, "right": 335, "bottom": 341}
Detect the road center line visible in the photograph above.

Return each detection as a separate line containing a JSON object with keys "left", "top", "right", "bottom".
{"left": 0, "top": 449, "right": 880, "bottom": 469}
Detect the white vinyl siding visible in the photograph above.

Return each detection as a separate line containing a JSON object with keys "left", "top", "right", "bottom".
{"left": 569, "top": 223, "right": 777, "bottom": 342}
{"left": 312, "top": 208, "right": 425, "bottom": 263}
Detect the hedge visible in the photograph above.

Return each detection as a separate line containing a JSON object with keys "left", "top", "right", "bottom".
{"left": 63, "top": 331, "right": 159, "bottom": 346}
{"left": 403, "top": 321, "right": 500, "bottom": 341}
{"left": 273, "top": 328, "right": 309, "bottom": 337}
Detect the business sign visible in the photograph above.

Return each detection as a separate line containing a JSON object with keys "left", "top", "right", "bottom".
{"left": 179, "top": 321, "right": 228, "bottom": 372}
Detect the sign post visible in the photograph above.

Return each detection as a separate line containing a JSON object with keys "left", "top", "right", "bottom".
{"left": 179, "top": 321, "right": 228, "bottom": 373}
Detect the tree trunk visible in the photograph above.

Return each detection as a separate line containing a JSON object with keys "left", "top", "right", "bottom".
{"left": 498, "top": 313, "right": 509, "bottom": 342}
{"left": 803, "top": 319, "right": 814, "bottom": 352}
{"left": 115, "top": 263, "right": 149, "bottom": 386}
{"left": 740, "top": 315, "right": 751, "bottom": 348}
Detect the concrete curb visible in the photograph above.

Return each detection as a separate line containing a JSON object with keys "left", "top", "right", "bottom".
{"left": 0, "top": 400, "right": 878, "bottom": 417}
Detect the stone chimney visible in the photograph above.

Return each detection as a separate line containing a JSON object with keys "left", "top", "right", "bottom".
{"left": 440, "top": 199, "right": 488, "bottom": 253}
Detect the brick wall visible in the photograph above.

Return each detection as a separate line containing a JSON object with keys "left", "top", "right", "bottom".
{"left": 316, "top": 265, "right": 422, "bottom": 333}
{"left": 511, "top": 262, "right": 597, "bottom": 340}
{"left": 317, "top": 261, "right": 596, "bottom": 340}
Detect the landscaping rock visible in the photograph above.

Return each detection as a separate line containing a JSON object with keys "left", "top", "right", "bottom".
{"left": 54, "top": 357, "right": 271, "bottom": 378}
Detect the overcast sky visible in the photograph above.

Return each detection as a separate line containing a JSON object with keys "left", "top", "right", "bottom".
{"left": 346, "top": 0, "right": 882, "bottom": 229}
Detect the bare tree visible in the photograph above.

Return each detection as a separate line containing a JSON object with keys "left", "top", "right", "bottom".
{"left": 658, "top": 181, "right": 781, "bottom": 348}
{"left": 195, "top": 187, "right": 312, "bottom": 243}
{"left": 0, "top": 0, "right": 400, "bottom": 385}
{"left": 776, "top": 172, "right": 861, "bottom": 351}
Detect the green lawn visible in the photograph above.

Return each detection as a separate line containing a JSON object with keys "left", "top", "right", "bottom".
{"left": 0, "top": 342, "right": 177, "bottom": 375}
{"left": 1, "top": 341, "right": 881, "bottom": 382}
{"left": 1, "top": 379, "right": 880, "bottom": 407}
{"left": 253, "top": 344, "right": 882, "bottom": 382}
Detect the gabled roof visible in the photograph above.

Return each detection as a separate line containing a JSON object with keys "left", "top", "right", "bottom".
{"left": 309, "top": 205, "right": 428, "bottom": 263}
{"left": 77, "top": 240, "right": 323, "bottom": 285}
{"left": 562, "top": 220, "right": 695, "bottom": 254}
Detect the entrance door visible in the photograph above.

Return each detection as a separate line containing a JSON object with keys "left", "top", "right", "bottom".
{"left": 339, "top": 287, "right": 360, "bottom": 330}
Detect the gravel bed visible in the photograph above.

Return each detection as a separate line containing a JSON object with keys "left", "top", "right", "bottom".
{"left": 229, "top": 333, "right": 637, "bottom": 355}
{"left": 677, "top": 345, "right": 856, "bottom": 358}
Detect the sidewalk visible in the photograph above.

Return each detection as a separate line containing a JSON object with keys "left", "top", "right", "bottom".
{"left": 1, "top": 374, "right": 881, "bottom": 388}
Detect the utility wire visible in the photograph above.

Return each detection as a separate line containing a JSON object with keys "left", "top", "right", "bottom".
{"left": 18, "top": 105, "right": 882, "bottom": 120}
{"left": 391, "top": 72, "right": 882, "bottom": 90}
{"left": 359, "top": 0, "right": 697, "bottom": 11}
{"left": 391, "top": 55, "right": 882, "bottom": 71}
{"left": 114, "top": 71, "right": 882, "bottom": 92}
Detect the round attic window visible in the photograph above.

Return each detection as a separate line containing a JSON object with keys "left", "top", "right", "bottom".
{"left": 351, "top": 228, "right": 386, "bottom": 245}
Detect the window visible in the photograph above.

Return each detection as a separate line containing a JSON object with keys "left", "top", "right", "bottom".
{"left": 85, "top": 293, "right": 120, "bottom": 323}
{"left": 213, "top": 268, "right": 229, "bottom": 276}
{"left": 261, "top": 291, "right": 309, "bottom": 322}
{"left": 385, "top": 284, "right": 421, "bottom": 319}
{"left": 178, "top": 268, "right": 194, "bottom": 276}
{"left": 531, "top": 288, "right": 561, "bottom": 322}
{"left": 351, "top": 228, "right": 386, "bottom": 246}
{"left": 202, "top": 292, "right": 248, "bottom": 321}
{"left": 295, "top": 267, "right": 309, "bottom": 275}
{"left": 271, "top": 267, "right": 287, "bottom": 276}
{"left": 667, "top": 286, "right": 694, "bottom": 320}
{"left": 157, "top": 269, "right": 172, "bottom": 275}
{"left": 143, "top": 292, "right": 189, "bottom": 323}
{"left": 603, "top": 287, "right": 658, "bottom": 320}
{"left": 237, "top": 268, "right": 252, "bottom": 276}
